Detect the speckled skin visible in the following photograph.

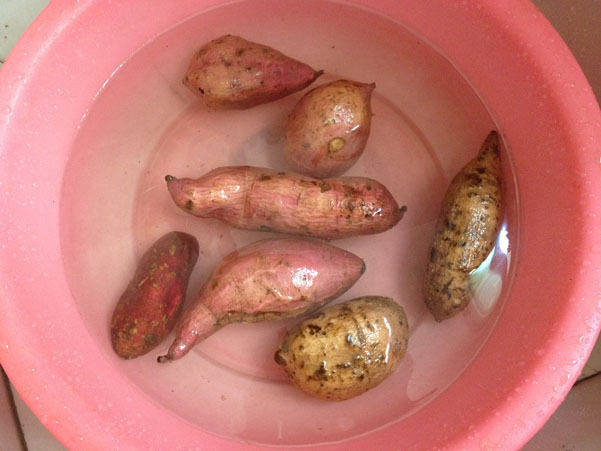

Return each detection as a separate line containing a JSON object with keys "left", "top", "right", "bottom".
{"left": 424, "top": 131, "right": 503, "bottom": 321}
{"left": 165, "top": 166, "right": 404, "bottom": 240}
{"left": 110, "top": 232, "right": 199, "bottom": 359}
{"left": 275, "top": 296, "right": 408, "bottom": 401}
{"left": 284, "top": 80, "right": 375, "bottom": 178}
{"left": 158, "top": 238, "right": 365, "bottom": 362}
{"left": 183, "top": 34, "right": 323, "bottom": 109}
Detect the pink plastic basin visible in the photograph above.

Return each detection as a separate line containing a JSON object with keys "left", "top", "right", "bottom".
{"left": 1, "top": 0, "right": 601, "bottom": 449}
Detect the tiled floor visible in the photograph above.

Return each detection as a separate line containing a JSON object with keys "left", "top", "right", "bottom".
{"left": 1, "top": 1, "right": 600, "bottom": 449}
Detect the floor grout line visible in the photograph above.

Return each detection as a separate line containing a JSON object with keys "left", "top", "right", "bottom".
{"left": 1, "top": 367, "right": 28, "bottom": 451}
{"left": 575, "top": 370, "right": 601, "bottom": 386}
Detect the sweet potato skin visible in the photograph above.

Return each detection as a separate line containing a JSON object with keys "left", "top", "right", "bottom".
{"left": 165, "top": 166, "right": 404, "bottom": 240}
{"left": 275, "top": 296, "right": 408, "bottom": 401}
{"left": 285, "top": 80, "right": 375, "bottom": 178}
{"left": 111, "top": 232, "right": 199, "bottom": 359}
{"left": 158, "top": 238, "right": 365, "bottom": 362}
{"left": 424, "top": 131, "right": 503, "bottom": 321}
{"left": 183, "top": 34, "right": 323, "bottom": 109}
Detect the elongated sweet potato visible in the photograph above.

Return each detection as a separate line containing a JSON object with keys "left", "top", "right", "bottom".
{"left": 157, "top": 238, "right": 364, "bottom": 362}
{"left": 165, "top": 166, "right": 405, "bottom": 240}
{"left": 285, "top": 79, "right": 375, "bottom": 178}
{"left": 424, "top": 131, "right": 503, "bottom": 321}
{"left": 111, "top": 232, "right": 199, "bottom": 359}
{"left": 183, "top": 34, "right": 323, "bottom": 109}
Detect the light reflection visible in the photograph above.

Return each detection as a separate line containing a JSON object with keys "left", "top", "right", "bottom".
{"left": 291, "top": 268, "right": 318, "bottom": 289}
{"left": 498, "top": 223, "right": 510, "bottom": 256}
{"left": 468, "top": 222, "right": 509, "bottom": 317}
{"left": 382, "top": 316, "right": 392, "bottom": 363}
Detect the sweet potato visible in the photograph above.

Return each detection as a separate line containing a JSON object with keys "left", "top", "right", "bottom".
{"left": 165, "top": 166, "right": 405, "bottom": 240}
{"left": 275, "top": 296, "right": 408, "bottom": 401}
{"left": 285, "top": 80, "right": 375, "bottom": 178}
{"left": 157, "top": 238, "right": 364, "bottom": 362}
{"left": 183, "top": 34, "right": 323, "bottom": 109}
{"left": 111, "top": 232, "right": 199, "bottom": 359}
{"left": 424, "top": 131, "right": 503, "bottom": 321}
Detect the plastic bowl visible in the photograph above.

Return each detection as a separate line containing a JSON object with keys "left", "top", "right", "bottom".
{"left": 1, "top": 0, "right": 601, "bottom": 449}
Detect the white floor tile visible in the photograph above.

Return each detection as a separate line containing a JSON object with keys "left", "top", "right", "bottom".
{"left": 0, "top": 0, "right": 49, "bottom": 63}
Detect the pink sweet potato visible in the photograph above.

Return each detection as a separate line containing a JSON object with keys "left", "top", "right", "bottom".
{"left": 165, "top": 166, "right": 405, "bottom": 240}
{"left": 285, "top": 80, "right": 375, "bottom": 178}
{"left": 157, "top": 238, "right": 364, "bottom": 362}
{"left": 183, "top": 34, "right": 323, "bottom": 109}
{"left": 111, "top": 232, "right": 199, "bottom": 359}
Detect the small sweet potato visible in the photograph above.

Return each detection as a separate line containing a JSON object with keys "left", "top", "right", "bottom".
{"left": 157, "top": 238, "right": 365, "bottom": 362}
{"left": 275, "top": 296, "right": 409, "bottom": 401}
{"left": 285, "top": 80, "right": 375, "bottom": 178}
{"left": 165, "top": 166, "right": 405, "bottom": 240}
{"left": 183, "top": 34, "right": 323, "bottom": 109}
{"left": 424, "top": 131, "right": 503, "bottom": 321}
{"left": 111, "top": 232, "right": 199, "bottom": 359}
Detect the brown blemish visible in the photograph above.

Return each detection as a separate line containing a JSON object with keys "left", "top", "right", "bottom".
{"left": 328, "top": 137, "right": 346, "bottom": 154}
{"left": 274, "top": 350, "right": 286, "bottom": 366}
{"left": 319, "top": 182, "right": 332, "bottom": 193}
{"left": 307, "top": 324, "right": 322, "bottom": 334}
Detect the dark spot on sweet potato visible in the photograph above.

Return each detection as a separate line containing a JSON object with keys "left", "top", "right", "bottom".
{"left": 307, "top": 324, "right": 322, "bottom": 334}
{"left": 314, "top": 362, "right": 328, "bottom": 380}
{"left": 198, "top": 87, "right": 204, "bottom": 94}
{"left": 344, "top": 185, "right": 362, "bottom": 197}
{"left": 185, "top": 200, "right": 193, "bottom": 210}
{"left": 236, "top": 48, "right": 246, "bottom": 56}
{"left": 274, "top": 350, "right": 286, "bottom": 366}
{"left": 259, "top": 174, "right": 272, "bottom": 181}
{"left": 212, "top": 280, "right": 218, "bottom": 290}
{"left": 429, "top": 247, "right": 436, "bottom": 262}
{"left": 259, "top": 225, "right": 274, "bottom": 232}
{"left": 476, "top": 167, "right": 486, "bottom": 174}
{"left": 468, "top": 174, "right": 483, "bottom": 185}
{"left": 319, "top": 182, "right": 332, "bottom": 193}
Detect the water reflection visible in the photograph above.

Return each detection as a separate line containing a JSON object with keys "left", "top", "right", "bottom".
{"left": 469, "top": 222, "right": 510, "bottom": 317}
